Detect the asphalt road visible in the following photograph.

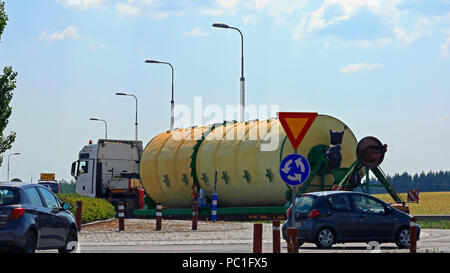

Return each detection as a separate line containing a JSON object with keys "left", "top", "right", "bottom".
{"left": 39, "top": 228, "right": 450, "bottom": 253}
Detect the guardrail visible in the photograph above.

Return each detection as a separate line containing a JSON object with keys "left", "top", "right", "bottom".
{"left": 414, "top": 215, "right": 450, "bottom": 221}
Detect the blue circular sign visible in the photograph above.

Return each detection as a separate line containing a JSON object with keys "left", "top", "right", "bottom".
{"left": 279, "top": 153, "right": 310, "bottom": 186}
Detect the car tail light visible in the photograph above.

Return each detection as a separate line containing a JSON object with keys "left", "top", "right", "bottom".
{"left": 9, "top": 208, "right": 25, "bottom": 221}
{"left": 308, "top": 209, "right": 320, "bottom": 218}
{"left": 286, "top": 208, "right": 291, "bottom": 219}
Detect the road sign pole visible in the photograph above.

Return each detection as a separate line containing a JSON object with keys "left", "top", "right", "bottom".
{"left": 291, "top": 185, "right": 296, "bottom": 227}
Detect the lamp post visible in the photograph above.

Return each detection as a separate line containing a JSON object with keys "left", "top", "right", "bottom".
{"left": 90, "top": 118, "right": 108, "bottom": 139}
{"left": 212, "top": 23, "right": 245, "bottom": 122}
{"left": 7, "top": 153, "right": 20, "bottom": 182}
{"left": 145, "top": 59, "right": 175, "bottom": 130}
{"left": 115, "top": 92, "right": 138, "bottom": 140}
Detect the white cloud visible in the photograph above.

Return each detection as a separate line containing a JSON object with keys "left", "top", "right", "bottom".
{"left": 437, "top": 115, "right": 450, "bottom": 123}
{"left": 340, "top": 62, "right": 383, "bottom": 74}
{"left": 38, "top": 26, "right": 81, "bottom": 42}
{"left": 291, "top": 0, "right": 403, "bottom": 40}
{"left": 393, "top": 18, "right": 432, "bottom": 44}
{"left": 56, "top": 0, "right": 108, "bottom": 9}
{"left": 441, "top": 35, "right": 450, "bottom": 57}
{"left": 182, "top": 28, "right": 209, "bottom": 37}
{"left": 116, "top": 3, "right": 142, "bottom": 16}
{"left": 348, "top": 38, "right": 392, "bottom": 48}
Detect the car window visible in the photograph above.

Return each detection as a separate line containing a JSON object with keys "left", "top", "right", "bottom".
{"left": 294, "top": 195, "right": 315, "bottom": 213}
{"left": 25, "top": 187, "right": 44, "bottom": 207}
{"left": 328, "top": 195, "right": 351, "bottom": 211}
{"left": 0, "top": 188, "right": 19, "bottom": 206}
{"left": 39, "top": 187, "right": 60, "bottom": 209}
{"left": 353, "top": 195, "right": 385, "bottom": 214}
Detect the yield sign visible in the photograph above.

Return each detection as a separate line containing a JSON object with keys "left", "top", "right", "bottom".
{"left": 278, "top": 112, "right": 318, "bottom": 151}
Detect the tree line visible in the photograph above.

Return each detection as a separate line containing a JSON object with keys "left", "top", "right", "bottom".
{"left": 364, "top": 170, "right": 450, "bottom": 194}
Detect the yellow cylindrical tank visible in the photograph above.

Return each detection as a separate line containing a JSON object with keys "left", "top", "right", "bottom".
{"left": 140, "top": 114, "right": 358, "bottom": 208}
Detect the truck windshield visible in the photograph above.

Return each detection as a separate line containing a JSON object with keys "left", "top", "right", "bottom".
{"left": 294, "top": 195, "right": 316, "bottom": 213}
{"left": 0, "top": 188, "right": 19, "bottom": 206}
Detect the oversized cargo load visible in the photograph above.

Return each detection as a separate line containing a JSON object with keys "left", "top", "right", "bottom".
{"left": 140, "top": 114, "right": 358, "bottom": 208}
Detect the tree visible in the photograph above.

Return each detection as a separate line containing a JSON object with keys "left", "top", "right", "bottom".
{"left": 0, "top": 2, "right": 7, "bottom": 40}
{"left": 0, "top": 1, "right": 17, "bottom": 155}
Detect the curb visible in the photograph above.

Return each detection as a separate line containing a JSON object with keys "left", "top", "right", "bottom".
{"left": 81, "top": 218, "right": 116, "bottom": 227}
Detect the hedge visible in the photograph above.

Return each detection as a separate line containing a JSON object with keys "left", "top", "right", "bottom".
{"left": 56, "top": 193, "right": 116, "bottom": 224}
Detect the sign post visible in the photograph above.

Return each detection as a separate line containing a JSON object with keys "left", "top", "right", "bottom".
{"left": 277, "top": 112, "right": 316, "bottom": 228}
{"left": 280, "top": 153, "right": 311, "bottom": 226}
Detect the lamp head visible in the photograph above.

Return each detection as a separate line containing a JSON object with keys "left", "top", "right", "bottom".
{"left": 145, "top": 60, "right": 160, "bottom": 64}
{"left": 212, "top": 23, "right": 230, "bottom": 29}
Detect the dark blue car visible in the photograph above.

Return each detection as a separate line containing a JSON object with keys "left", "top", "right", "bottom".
{"left": 282, "top": 191, "right": 420, "bottom": 249}
{"left": 0, "top": 182, "right": 78, "bottom": 253}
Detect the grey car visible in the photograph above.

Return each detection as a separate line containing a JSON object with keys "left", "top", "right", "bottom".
{"left": 282, "top": 191, "right": 420, "bottom": 249}
{"left": 0, "top": 182, "right": 78, "bottom": 253}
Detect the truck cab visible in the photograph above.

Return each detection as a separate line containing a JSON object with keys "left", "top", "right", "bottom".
{"left": 71, "top": 139, "right": 144, "bottom": 214}
{"left": 72, "top": 141, "right": 98, "bottom": 197}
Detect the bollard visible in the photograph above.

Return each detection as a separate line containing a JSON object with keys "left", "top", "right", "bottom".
{"left": 156, "top": 201, "right": 162, "bottom": 231}
{"left": 192, "top": 201, "right": 198, "bottom": 231}
{"left": 253, "top": 223, "right": 263, "bottom": 253}
{"left": 410, "top": 217, "right": 417, "bottom": 253}
{"left": 76, "top": 201, "right": 82, "bottom": 231}
{"left": 287, "top": 227, "right": 298, "bottom": 253}
{"left": 211, "top": 193, "right": 218, "bottom": 223}
{"left": 272, "top": 220, "right": 280, "bottom": 253}
{"left": 118, "top": 201, "right": 125, "bottom": 232}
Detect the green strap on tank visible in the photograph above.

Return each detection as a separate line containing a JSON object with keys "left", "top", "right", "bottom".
{"left": 190, "top": 121, "right": 235, "bottom": 192}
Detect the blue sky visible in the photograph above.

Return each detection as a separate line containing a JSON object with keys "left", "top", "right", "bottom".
{"left": 1, "top": 0, "right": 450, "bottom": 182}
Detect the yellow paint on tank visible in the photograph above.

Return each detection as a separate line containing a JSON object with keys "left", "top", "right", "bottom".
{"left": 140, "top": 127, "right": 207, "bottom": 208}
{"left": 140, "top": 114, "right": 358, "bottom": 208}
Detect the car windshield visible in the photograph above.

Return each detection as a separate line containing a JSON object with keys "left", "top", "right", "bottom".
{"left": 0, "top": 188, "right": 19, "bottom": 206}
{"left": 39, "top": 183, "right": 59, "bottom": 193}
{"left": 294, "top": 195, "right": 315, "bottom": 213}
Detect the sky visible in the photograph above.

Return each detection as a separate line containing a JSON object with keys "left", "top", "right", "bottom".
{"left": 0, "top": 0, "right": 450, "bottom": 182}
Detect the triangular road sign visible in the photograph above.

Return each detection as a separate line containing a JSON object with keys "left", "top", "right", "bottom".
{"left": 278, "top": 112, "right": 318, "bottom": 151}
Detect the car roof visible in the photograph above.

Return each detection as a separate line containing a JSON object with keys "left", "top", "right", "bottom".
{"left": 302, "top": 191, "right": 365, "bottom": 197}
{"left": 0, "top": 182, "right": 37, "bottom": 188}
{"left": 38, "top": 181, "right": 58, "bottom": 184}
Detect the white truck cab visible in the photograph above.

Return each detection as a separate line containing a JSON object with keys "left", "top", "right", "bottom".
{"left": 71, "top": 139, "right": 143, "bottom": 204}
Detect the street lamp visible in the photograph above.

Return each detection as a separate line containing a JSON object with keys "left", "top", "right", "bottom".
{"left": 115, "top": 92, "right": 138, "bottom": 141}
{"left": 90, "top": 118, "right": 108, "bottom": 139}
{"left": 212, "top": 22, "right": 245, "bottom": 122}
{"left": 145, "top": 59, "right": 175, "bottom": 130}
{"left": 7, "top": 152, "right": 20, "bottom": 182}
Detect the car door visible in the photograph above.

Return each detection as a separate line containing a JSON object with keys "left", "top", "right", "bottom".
{"left": 37, "top": 187, "right": 69, "bottom": 247}
{"left": 351, "top": 194, "right": 395, "bottom": 241}
{"left": 326, "top": 194, "right": 358, "bottom": 241}
{"left": 23, "top": 186, "right": 50, "bottom": 248}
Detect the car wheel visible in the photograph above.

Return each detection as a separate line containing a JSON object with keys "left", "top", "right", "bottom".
{"left": 58, "top": 229, "right": 78, "bottom": 254}
{"left": 22, "top": 231, "right": 37, "bottom": 254}
{"left": 395, "top": 228, "right": 410, "bottom": 249}
{"left": 315, "top": 228, "right": 334, "bottom": 249}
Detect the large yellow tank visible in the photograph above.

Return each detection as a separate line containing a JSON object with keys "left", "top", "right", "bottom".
{"left": 140, "top": 114, "right": 358, "bottom": 208}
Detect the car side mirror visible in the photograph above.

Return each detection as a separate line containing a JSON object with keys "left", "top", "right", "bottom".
{"left": 62, "top": 203, "right": 71, "bottom": 211}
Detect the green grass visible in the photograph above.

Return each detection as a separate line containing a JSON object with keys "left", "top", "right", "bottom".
{"left": 417, "top": 221, "right": 450, "bottom": 229}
